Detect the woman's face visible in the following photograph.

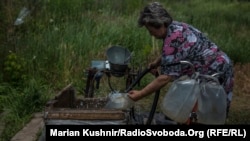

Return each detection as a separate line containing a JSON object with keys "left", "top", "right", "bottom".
{"left": 145, "top": 25, "right": 167, "bottom": 39}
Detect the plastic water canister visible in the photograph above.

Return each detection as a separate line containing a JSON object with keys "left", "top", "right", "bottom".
{"left": 196, "top": 82, "right": 227, "bottom": 124}
{"left": 161, "top": 77, "right": 200, "bottom": 123}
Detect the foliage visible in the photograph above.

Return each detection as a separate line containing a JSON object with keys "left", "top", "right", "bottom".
{"left": 3, "top": 52, "right": 27, "bottom": 86}
{"left": 0, "top": 78, "right": 50, "bottom": 140}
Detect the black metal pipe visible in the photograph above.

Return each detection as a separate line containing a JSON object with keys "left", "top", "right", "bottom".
{"left": 146, "top": 72, "right": 160, "bottom": 125}
{"left": 146, "top": 89, "right": 160, "bottom": 125}
{"left": 125, "top": 68, "right": 150, "bottom": 93}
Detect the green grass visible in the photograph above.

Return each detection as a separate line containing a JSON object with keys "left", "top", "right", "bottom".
{"left": 0, "top": 0, "right": 250, "bottom": 140}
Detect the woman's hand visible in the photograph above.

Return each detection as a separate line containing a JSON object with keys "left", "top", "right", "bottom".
{"left": 128, "top": 90, "right": 142, "bottom": 101}
{"left": 128, "top": 75, "right": 172, "bottom": 102}
{"left": 149, "top": 68, "right": 159, "bottom": 76}
{"left": 148, "top": 56, "right": 161, "bottom": 76}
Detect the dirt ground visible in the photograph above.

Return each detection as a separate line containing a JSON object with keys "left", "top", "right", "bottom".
{"left": 226, "top": 63, "right": 250, "bottom": 124}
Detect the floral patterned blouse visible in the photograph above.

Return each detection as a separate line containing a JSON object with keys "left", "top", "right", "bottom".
{"left": 160, "top": 21, "right": 234, "bottom": 111}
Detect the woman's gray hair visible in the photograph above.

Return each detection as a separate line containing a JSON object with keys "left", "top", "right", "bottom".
{"left": 138, "top": 2, "right": 173, "bottom": 28}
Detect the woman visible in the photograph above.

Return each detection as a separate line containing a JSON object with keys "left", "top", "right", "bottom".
{"left": 128, "top": 2, "right": 234, "bottom": 124}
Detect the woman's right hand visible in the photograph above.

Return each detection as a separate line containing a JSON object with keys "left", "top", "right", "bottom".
{"left": 148, "top": 61, "right": 157, "bottom": 70}
{"left": 148, "top": 57, "right": 161, "bottom": 76}
{"left": 149, "top": 68, "right": 158, "bottom": 76}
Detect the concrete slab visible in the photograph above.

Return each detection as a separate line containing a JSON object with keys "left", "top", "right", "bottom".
{"left": 10, "top": 113, "right": 44, "bottom": 141}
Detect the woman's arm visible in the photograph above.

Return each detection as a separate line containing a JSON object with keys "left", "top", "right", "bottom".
{"left": 128, "top": 74, "right": 172, "bottom": 101}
